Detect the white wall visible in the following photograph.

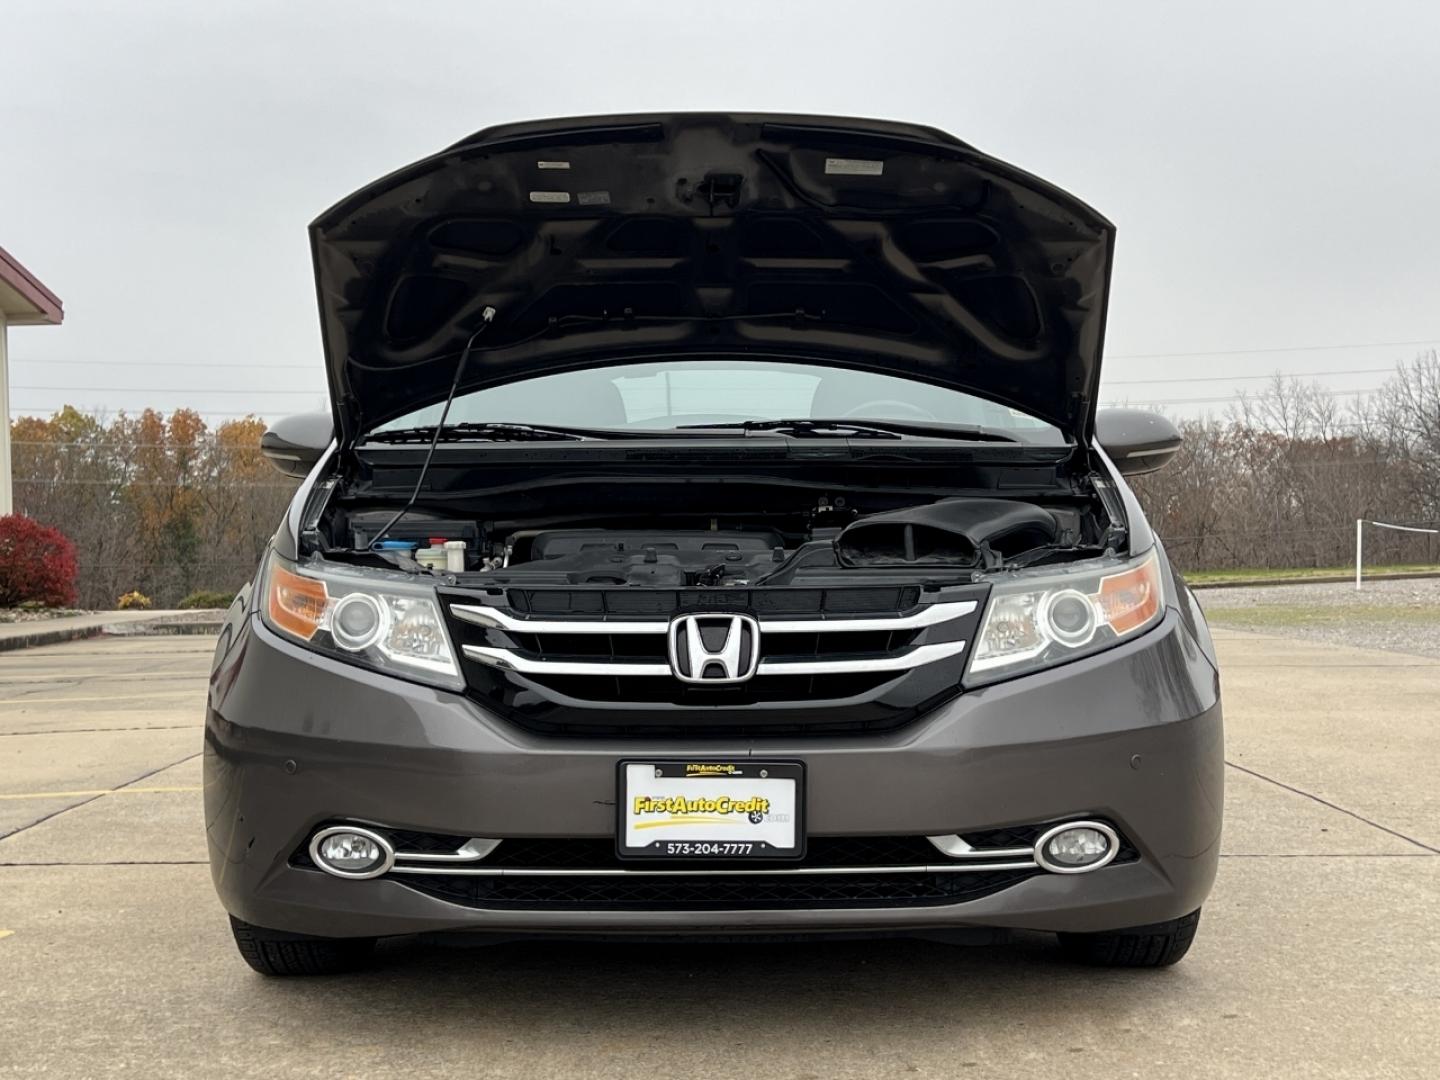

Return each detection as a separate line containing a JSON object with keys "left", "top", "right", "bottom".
{"left": 0, "top": 308, "right": 10, "bottom": 515}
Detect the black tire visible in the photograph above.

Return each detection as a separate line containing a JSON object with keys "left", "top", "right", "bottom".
{"left": 1057, "top": 908, "right": 1202, "bottom": 968}
{"left": 229, "top": 916, "right": 376, "bottom": 976}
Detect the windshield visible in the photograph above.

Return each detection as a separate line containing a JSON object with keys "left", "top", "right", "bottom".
{"left": 373, "top": 360, "right": 1066, "bottom": 443}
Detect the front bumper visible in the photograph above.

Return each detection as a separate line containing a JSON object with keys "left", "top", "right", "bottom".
{"left": 205, "top": 609, "right": 1222, "bottom": 939}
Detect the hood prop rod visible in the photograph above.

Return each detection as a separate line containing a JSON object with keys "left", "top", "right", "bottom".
{"left": 366, "top": 306, "right": 497, "bottom": 555}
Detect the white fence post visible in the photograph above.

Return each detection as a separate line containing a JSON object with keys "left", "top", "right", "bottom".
{"left": 1355, "top": 518, "right": 1364, "bottom": 591}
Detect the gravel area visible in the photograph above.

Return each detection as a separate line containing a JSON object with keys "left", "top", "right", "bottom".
{"left": 1196, "top": 578, "right": 1440, "bottom": 657}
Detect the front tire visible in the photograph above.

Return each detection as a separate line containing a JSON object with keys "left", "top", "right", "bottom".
{"left": 229, "top": 916, "right": 376, "bottom": 976}
{"left": 1057, "top": 908, "right": 1202, "bottom": 968}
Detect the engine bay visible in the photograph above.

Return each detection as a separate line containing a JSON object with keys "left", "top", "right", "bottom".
{"left": 317, "top": 488, "right": 1118, "bottom": 589}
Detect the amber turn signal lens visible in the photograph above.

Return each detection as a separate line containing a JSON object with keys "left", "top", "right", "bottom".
{"left": 1096, "top": 552, "right": 1162, "bottom": 635}
{"left": 268, "top": 564, "right": 328, "bottom": 641}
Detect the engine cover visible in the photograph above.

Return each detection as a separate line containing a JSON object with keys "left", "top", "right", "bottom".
{"left": 521, "top": 529, "right": 786, "bottom": 586}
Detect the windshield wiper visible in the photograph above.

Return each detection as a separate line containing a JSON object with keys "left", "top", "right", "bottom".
{"left": 676, "top": 418, "right": 1018, "bottom": 442}
{"left": 366, "top": 421, "right": 597, "bottom": 444}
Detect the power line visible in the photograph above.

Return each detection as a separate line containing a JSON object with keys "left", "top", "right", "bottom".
{"left": 14, "top": 477, "right": 296, "bottom": 488}
{"left": 1106, "top": 338, "right": 1440, "bottom": 360}
{"left": 12, "top": 367, "right": 1404, "bottom": 393}
{"left": 11, "top": 385, "right": 324, "bottom": 396}
{"left": 1162, "top": 520, "right": 1440, "bottom": 540}
{"left": 8, "top": 346, "right": 1435, "bottom": 418}
{"left": 10, "top": 336, "right": 1440, "bottom": 370}
{"left": 9, "top": 407, "right": 269, "bottom": 418}
{"left": 1101, "top": 387, "right": 1383, "bottom": 406}
{"left": 10, "top": 441, "right": 269, "bottom": 449}
{"left": 10, "top": 358, "right": 316, "bottom": 370}
{"left": 1103, "top": 366, "right": 1395, "bottom": 386}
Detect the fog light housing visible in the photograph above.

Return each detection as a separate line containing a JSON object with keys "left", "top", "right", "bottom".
{"left": 1035, "top": 821, "right": 1119, "bottom": 874}
{"left": 308, "top": 826, "right": 394, "bottom": 879}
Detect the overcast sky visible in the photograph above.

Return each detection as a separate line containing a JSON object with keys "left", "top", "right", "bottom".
{"left": 4, "top": 0, "right": 1439, "bottom": 425}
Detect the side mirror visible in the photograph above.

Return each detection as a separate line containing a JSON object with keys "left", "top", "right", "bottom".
{"left": 260, "top": 412, "right": 334, "bottom": 478}
{"left": 1095, "top": 408, "right": 1182, "bottom": 476}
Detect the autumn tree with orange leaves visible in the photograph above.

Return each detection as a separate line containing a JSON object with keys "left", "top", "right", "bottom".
{"left": 10, "top": 408, "right": 294, "bottom": 607}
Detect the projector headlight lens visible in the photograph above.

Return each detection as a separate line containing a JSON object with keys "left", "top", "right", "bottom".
{"left": 331, "top": 593, "right": 386, "bottom": 651}
{"left": 1044, "top": 590, "right": 1098, "bottom": 646}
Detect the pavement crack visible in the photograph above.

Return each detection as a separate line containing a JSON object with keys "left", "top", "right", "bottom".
{"left": 0, "top": 792, "right": 108, "bottom": 843}
{"left": 1225, "top": 760, "right": 1439, "bottom": 854}
{"left": 1220, "top": 852, "right": 1436, "bottom": 858}
{"left": 0, "top": 860, "right": 207, "bottom": 867}
{"left": 0, "top": 724, "right": 200, "bottom": 738}
{"left": 0, "top": 749, "right": 202, "bottom": 842}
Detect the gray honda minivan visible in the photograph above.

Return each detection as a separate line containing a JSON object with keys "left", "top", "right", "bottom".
{"left": 209, "top": 114, "right": 1222, "bottom": 976}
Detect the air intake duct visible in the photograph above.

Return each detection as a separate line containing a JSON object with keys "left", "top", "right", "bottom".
{"left": 836, "top": 498, "right": 1059, "bottom": 568}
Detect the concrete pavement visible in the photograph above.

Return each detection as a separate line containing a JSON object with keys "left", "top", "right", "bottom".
{"left": 0, "top": 610, "right": 224, "bottom": 653}
{"left": 0, "top": 630, "right": 1436, "bottom": 1078}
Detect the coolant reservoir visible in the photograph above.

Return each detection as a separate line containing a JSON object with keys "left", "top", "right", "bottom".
{"left": 444, "top": 540, "right": 467, "bottom": 572}
{"left": 416, "top": 538, "right": 448, "bottom": 570}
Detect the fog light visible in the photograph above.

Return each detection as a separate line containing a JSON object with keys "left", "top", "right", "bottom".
{"left": 309, "top": 826, "right": 394, "bottom": 879}
{"left": 1035, "top": 821, "right": 1119, "bottom": 874}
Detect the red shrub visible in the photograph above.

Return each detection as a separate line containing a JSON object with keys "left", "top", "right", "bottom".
{"left": 0, "top": 514, "right": 79, "bottom": 608}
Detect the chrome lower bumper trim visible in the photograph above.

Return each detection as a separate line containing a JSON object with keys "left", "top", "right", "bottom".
{"left": 387, "top": 860, "right": 1038, "bottom": 878}
{"left": 926, "top": 834, "right": 1033, "bottom": 859}
{"left": 391, "top": 838, "right": 502, "bottom": 863}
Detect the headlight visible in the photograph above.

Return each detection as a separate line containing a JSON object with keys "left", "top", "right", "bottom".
{"left": 261, "top": 551, "right": 462, "bottom": 689}
{"left": 967, "top": 549, "right": 1165, "bottom": 684}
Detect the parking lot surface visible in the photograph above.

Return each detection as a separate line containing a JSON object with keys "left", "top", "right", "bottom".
{"left": 1, "top": 629, "right": 1436, "bottom": 1079}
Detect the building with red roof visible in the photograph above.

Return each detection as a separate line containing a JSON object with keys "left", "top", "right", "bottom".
{"left": 0, "top": 246, "right": 65, "bottom": 514}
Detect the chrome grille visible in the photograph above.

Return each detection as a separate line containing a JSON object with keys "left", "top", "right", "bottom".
{"left": 450, "top": 599, "right": 975, "bottom": 678}
{"left": 439, "top": 584, "right": 988, "bottom": 736}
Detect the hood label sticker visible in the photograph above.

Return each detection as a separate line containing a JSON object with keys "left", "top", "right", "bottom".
{"left": 577, "top": 190, "right": 611, "bottom": 206}
{"left": 825, "top": 157, "right": 884, "bottom": 176}
{"left": 528, "top": 190, "right": 572, "bottom": 204}
{"left": 537, "top": 160, "right": 571, "bottom": 170}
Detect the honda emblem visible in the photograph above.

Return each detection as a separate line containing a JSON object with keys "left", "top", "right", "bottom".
{"left": 667, "top": 614, "right": 761, "bottom": 684}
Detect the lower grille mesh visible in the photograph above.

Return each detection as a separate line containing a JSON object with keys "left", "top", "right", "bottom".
{"left": 396, "top": 869, "right": 1037, "bottom": 911}
{"left": 482, "top": 835, "right": 941, "bottom": 870}
{"left": 384, "top": 833, "right": 1040, "bottom": 910}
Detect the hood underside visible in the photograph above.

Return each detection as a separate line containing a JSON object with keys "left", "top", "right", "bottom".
{"left": 311, "top": 113, "right": 1114, "bottom": 445}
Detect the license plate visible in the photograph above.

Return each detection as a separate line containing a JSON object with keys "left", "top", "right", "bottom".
{"left": 616, "top": 760, "right": 804, "bottom": 859}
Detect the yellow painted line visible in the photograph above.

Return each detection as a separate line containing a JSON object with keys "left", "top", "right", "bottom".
{"left": 0, "top": 690, "right": 204, "bottom": 706}
{"left": 0, "top": 672, "right": 209, "bottom": 683}
{"left": 0, "top": 930, "right": 14, "bottom": 941}
{"left": 0, "top": 786, "right": 202, "bottom": 801}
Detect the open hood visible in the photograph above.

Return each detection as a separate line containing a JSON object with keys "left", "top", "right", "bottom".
{"left": 311, "top": 113, "right": 1114, "bottom": 447}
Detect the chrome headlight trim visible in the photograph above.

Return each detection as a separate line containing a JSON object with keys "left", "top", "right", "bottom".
{"left": 967, "top": 548, "right": 1166, "bottom": 685}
